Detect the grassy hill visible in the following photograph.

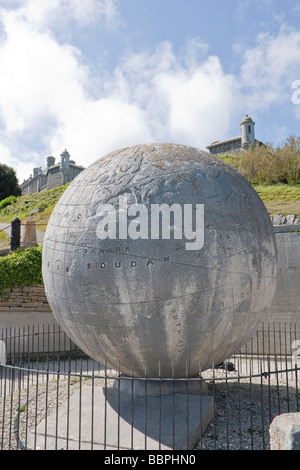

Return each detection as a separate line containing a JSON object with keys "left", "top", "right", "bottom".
{"left": 0, "top": 183, "right": 69, "bottom": 230}
{"left": 254, "top": 184, "right": 300, "bottom": 217}
{"left": 218, "top": 146, "right": 300, "bottom": 218}
{"left": 1, "top": 156, "right": 300, "bottom": 234}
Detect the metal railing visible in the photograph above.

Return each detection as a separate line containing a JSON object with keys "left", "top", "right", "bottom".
{"left": 0, "top": 323, "right": 300, "bottom": 451}
{"left": 0, "top": 219, "right": 47, "bottom": 255}
{"left": 0, "top": 224, "right": 11, "bottom": 254}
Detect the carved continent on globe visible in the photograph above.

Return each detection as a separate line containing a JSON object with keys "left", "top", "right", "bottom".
{"left": 42, "top": 143, "right": 277, "bottom": 378}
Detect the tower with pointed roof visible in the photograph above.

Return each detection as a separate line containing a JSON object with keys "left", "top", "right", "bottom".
{"left": 240, "top": 115, "right": 256, "bottom": 149}
{"left": 206, "top": 114, "right": 264, "bottom": 155}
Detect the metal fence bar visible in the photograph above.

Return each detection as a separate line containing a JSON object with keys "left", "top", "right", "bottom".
{"left": 0, "top": 224, "right": 11, "bottom": 253}
{"left": 249, "top": 360, "right": 253, "bottom": 450}
{"left": 33, "top": 370, "right": 39, "bottom": 450}
{"left": 0, "top": 325, "right": 300, "bottom": 450}
{"left": 0, "top": 365, "right": 7, "bottom": 449}
{"left": 237, "top": 360, "right": 242, "bottom": 450}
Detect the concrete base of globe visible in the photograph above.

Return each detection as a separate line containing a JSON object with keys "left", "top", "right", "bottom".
{"left": 25, "top": 383, "right": 214, "bottom": 450}
{"left": 109, "top": 376, "right": 213, "bottom": 450}
{"left": 113, "top": 375, "right": 209, "bottom": 396}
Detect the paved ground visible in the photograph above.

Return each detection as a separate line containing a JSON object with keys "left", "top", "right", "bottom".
{"left": 24, "top": 384, "right": 213, "bottom": 450}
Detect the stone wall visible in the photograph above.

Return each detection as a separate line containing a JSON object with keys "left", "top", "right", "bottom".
{"left": 47, "top": 164, "right": 84, "bottom": 190}
{"left": 47, "top": 170, "right": 64, "bottom": 190}
{"left": 0, "top": 285, "right": 51, "bottom": 313}
{"left": 271, "top": 214, "right": 300, "bottom": 225}
{"left": 268, "top": 226, "right": 300, "bottom": 326}
{"left": 21, "top": 174, "right": 48, "bottom": 196}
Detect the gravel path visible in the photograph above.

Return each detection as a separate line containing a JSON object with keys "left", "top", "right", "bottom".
{"left": 199, "top": 360, "right": 300, "bottom": 450}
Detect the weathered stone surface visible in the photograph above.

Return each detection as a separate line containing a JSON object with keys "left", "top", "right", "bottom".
{"left": 265, "top": 227, "right": 300, "bottom": 330}
{"left": 42, "top": 143, "right": 277, "bottom": 378}
{"left": 21, "top": 219, "right": 37, "bottom": 248}
{"left": 271, "top": 214, "right": 300, "bottom": 226}
{"left": 270, "top": 413, "right": 300, "bottom": 450}
{"left": 0, "top": 285, "right": 51, "bottom": 312}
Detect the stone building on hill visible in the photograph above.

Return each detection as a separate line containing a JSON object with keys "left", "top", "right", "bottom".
{"left": 206, "top": 115, "right": 265, "bottom": 155}
{"left": 20, "top": 150, "right": 85, "bottom": 196}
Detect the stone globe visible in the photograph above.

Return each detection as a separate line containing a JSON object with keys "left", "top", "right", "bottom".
{"left": 42, "top": 143, "right": 277, "bottom": 378}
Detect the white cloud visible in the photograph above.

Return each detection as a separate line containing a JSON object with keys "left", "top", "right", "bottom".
{"left": 2, "top": 2, "right": 300, "bottom": 186}
{"left": 0, "top": 2, "right": 134, "bottom": 182}
{"left": 236, "top": 0, "right": 276, "bottom": 21}
{"left": 1, "top": 0, "right": 121, "bottom": 30}
{"left": 0, "top": 12, "right": 242, "bottom": 183}
{"left": 0, "top": 11, "right": 86, "bottom": 134}
{"left": 239, "top": 26, "right": 300, "bottom": 113}
{"left": 0, "top": 141, "right": 35, "bottom": 183}
{"left": 153, "top": 55, "right": 241, "bottom": 147}
{"left": 111, "top": 41, "right": 242, "bottom": 147}
{"left": 49, "top": 96, "right": 153, "bottom": 165}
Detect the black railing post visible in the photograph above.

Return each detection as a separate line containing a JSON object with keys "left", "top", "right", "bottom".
{"left": 10, "top": 217, "right": 21, "bottom": 252}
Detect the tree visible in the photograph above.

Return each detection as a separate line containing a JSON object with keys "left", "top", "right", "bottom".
{"left": 0, "top": 164, "right": 22, "bottom": 202}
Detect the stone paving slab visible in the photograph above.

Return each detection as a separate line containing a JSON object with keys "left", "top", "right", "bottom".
{"left": 25, "top": 385, "right": 214, "bottom": 450}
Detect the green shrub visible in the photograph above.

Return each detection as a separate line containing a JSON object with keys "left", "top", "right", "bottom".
{"left": 0, "top": 246, "right": 43, "bottom": 293}
{"left": 221, "top": 136, "right": 300, "bottom": 185}
{"left": 0, "top": 195, "right": 18, "bottom": 211}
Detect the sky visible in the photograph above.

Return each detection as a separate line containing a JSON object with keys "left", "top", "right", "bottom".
{"left": 1, "top": 0, "right": 300, "bottom": 183}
